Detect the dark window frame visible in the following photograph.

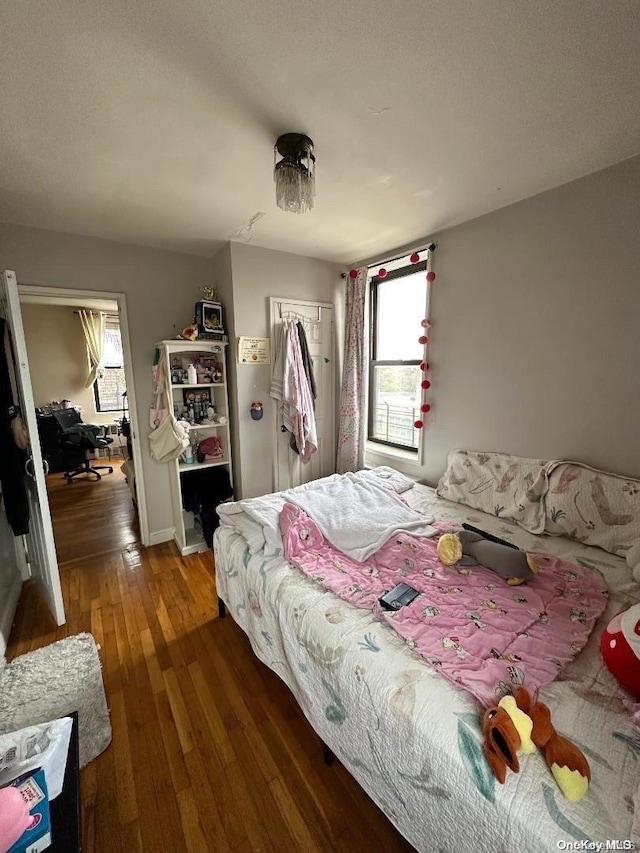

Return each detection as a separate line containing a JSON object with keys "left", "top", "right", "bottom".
{"left": 93, "top": 366, "right": 128, "bottom": 413}
{"left": 368, "top": 261, "right": 427, "bottom": 452}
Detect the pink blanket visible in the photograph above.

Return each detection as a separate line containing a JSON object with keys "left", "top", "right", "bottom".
{"left": 280, "top": 502, "right": 608, "bottom": 707}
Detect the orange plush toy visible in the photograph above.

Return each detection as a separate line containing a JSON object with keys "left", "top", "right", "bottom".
{"left": 482, "top": 687, "right": 591, "bottom": 801}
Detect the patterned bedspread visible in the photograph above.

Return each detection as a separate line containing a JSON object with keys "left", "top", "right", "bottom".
{"left": 214, "top": 484, "right": 640, "bottom": 853}
{"left": 280, "top": 502, "right": 608, "bottom": 707}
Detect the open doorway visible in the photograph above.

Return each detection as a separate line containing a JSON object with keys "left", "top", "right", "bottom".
{"left": 17, "top": 285, "right": 145, "bottom": 567}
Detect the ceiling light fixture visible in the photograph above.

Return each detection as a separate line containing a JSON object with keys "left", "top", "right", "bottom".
{"left": 273, "top": 133, "right": 315, "bottom": 214}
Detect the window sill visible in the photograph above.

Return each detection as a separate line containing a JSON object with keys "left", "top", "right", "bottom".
{"left": 365, "top": 440, "right": 422, "bottom": 474}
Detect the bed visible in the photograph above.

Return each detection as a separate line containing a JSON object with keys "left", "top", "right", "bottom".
{"left": 213, "top": 463, "right": 640, "bottom": 852}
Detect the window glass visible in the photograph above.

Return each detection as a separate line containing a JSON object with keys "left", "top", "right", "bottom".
{"left": 375, "top": 271, "right": 426, "bottom": 361}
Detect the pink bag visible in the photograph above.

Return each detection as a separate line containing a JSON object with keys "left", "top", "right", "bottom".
{"left": 199, "top": 436, "right": 223, "bottom": 459}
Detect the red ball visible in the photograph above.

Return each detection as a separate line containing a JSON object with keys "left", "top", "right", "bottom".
{"left": 378, "top": 268, "right": 387, "bottom": 278}
{"left": 410, "top": 252, "right": 420, "bottom": 264}
{"left": 413, "top": 420, "right": 424, "bottom": 429}
{"left": 349, "top": 268, "right": 358, "bottom": 279}
{"left": 418, "top": 335, "right": 428, "bottom": 345}
{"left": 421, "top": 404, "right": 431, "bottom": 413}
{"left": 421, "top": 380, "right": 431, "bottom": 390}
{"left": 426, "top": 271, "right": 436, "bottom": 282}
{"left": 419, "top": 361, "right": 427, "bottom": 371}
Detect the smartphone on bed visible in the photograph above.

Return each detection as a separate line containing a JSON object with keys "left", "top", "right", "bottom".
{"left": 379, "top": 583, "right": 420, "bottom": 611}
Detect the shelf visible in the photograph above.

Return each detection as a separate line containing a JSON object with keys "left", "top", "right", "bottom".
{"left": 182, "top": 527, "right": 208, "bottom": 555}
{"left": 185, "top": 423, "right": 227, "bottom": 431}
{"left": 157, "top": 339, "right": 227, "bottom": 350}
{"left": 170, "top": 383, "right": 224, "bottom": 389}
{"left": 179, "top": 458, "right": 230, "bottom": 473}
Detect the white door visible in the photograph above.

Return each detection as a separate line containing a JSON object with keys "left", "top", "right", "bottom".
{"left": 270, "top": 299, "right": 335, "bottom": 492}
{"left": 0, "top": 271, "right": 65, "bottom": 626}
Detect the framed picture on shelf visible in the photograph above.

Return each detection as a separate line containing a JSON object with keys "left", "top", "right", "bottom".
{"left": 182, "top": 388, "right": 212, "bottom": 407}
{"left": 195, "top": 301, "right": 224, "bottom": 335}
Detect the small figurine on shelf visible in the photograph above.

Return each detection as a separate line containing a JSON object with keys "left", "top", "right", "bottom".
{"left": 178, "top": 324, "right": 198, "bottom": 341}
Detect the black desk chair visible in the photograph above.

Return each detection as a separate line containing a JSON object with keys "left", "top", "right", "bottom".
{"left": 52, "top": 408, "right": 114, "bottom": 483}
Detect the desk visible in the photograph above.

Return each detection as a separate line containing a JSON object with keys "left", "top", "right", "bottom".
{"left": 49, "top": 712, "right": 81, "bottom": 852}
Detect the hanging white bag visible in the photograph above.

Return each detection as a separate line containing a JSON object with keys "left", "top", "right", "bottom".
{"left": 148, "top": 354, "right": 190, "bottom": 462}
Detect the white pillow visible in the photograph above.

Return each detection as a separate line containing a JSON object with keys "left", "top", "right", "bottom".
{"left": 436, "top": 449, "right": 549, "bottom": 533}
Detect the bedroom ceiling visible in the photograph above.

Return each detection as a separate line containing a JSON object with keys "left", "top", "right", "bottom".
{"left": 0, "top": 1, "right": 639, "bottom": 264}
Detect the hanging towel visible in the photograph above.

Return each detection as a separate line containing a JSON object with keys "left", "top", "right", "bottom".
{"left": 288, "top": 322, "right": 317, "bottom": 454}
{"left": 296, "top": 322, "right": 316, "bottom": 402}
{"left": 271, "top": 320, "right": 317, "bottom": 463}
{"left": 270, "top": 321, "right": 287, "bottom": 403}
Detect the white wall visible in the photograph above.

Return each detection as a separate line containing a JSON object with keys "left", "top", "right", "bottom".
{"left": 21, "top": 303, "right": 114, "bottom": 426}
{"left": 210, "top": 244, "right": 240, "bottom": 495}
{"left": 226, "top": 242, "right": 343, "bottom": 498}
{"left": 375, "top": 155, "right": 640, "bottom": 482}
{"left": 0, "top": 223, "right": 212, "bottom": 540}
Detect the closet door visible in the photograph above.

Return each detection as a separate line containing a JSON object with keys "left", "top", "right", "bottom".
{"left": 0, "top": 271, "right": 65, "bottom": 626}
{"left": 270, "top": 299, "right": 335, "bottom": 492}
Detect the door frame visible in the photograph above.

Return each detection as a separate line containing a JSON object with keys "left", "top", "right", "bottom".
{"left": 17, "top": 284, "right": 150, "bottom": 546}
{"left": 269, "top": 297, "right": 335, "bottom": 493}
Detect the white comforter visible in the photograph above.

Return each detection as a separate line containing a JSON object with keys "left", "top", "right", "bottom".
{"left": 214, "top": 483, "right": 640, "bottom": 853}
{"left": 217, "top": 467, "right": 435, "bottom": 561}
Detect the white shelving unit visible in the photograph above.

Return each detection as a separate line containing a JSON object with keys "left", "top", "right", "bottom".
{"left": 157, "top": 339, "right": 233, "bottom": 556}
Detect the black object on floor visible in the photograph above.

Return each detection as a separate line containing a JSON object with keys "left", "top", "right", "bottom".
{"left": 181, "top": 467, "right": 233, "bottom": 547}
{"left": 50, "top": 711, "right": 81, "bottom": 853}
{"left": 322, "top": 742, "right": 335, "bottom": 766}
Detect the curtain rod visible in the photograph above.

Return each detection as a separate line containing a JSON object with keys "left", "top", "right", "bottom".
{"left": 72, "top": 310, "right": 119, "bottom": 319}
{"left": 341, "top": 241, "right": 438, "bottom": 278}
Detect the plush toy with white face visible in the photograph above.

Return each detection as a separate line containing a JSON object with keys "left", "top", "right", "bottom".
{"left": 600, "top": 603, "right": 640, "bottom": 699}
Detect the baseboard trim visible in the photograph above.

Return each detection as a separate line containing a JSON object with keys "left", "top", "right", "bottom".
{"left": 148, "top": 528, "right": 175, "bottom": 546}
{"left": 0, "top": 571, "right": 23, "bottom": 658}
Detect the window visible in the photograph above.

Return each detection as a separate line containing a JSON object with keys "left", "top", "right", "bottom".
{"left": 368, "top": 262, "right": 427, "bottom": 451}
{"left": 94, "top": 318, "right": 128, "bottom": 413}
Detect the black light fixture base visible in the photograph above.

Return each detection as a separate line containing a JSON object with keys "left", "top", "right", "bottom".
{"left": 275, "top": 133, "right": 315, "bottom": 160}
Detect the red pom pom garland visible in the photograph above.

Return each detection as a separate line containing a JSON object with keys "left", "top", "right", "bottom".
{"left": 349, "top": 268, "right": 358, "bottom": 279}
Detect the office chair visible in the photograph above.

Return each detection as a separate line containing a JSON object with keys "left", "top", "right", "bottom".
{"left": 52, "top": 408, "right": 115, "bottom": 483}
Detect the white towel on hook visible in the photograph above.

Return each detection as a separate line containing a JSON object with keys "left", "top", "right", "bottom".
{"left": 271, "top": 320, "right": 317, "bottom": 463}
{"left": 270, "top": 320, "right": 287, "bottom": 402}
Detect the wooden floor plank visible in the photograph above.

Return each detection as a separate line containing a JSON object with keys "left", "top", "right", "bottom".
{"left": 6, "top": 459, "right": 415, "bottom": 853}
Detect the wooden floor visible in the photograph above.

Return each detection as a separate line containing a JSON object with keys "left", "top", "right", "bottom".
{"left": 7, "top": 462, "right": 415, "bottom": 852}
{"left": 45, "top": 457, "right": 140, "bottom": 565}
